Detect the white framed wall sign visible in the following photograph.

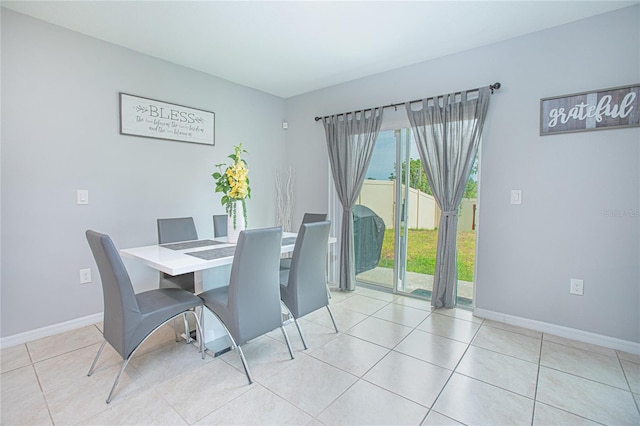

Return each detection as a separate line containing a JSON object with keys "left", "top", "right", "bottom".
{"left": 540, "top": 84, "right": 640, "bottom": 136}
{"left": 119, "top": 93, "right": 215, "bottom": 145}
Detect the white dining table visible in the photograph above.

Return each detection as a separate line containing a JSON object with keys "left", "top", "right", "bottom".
{"left": 120, "top": 232, "right": 328, "bottom": 355}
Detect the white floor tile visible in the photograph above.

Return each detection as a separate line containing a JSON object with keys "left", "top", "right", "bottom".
{"left": 393, "top": 296, "right": 433, "bottom": 312}
{"left": 1, "top": 344, "right": 31, "bottom": 373}
{"left": 421, "top": 410, "right": 464, "bottom": 425}
{"left": 309, "top": 333, "right": 389, "bottom": 376}
{"left": 269, "top": 319, "right": 339, "bottom": 352}
{"left": 262, "top": 354, "right": 358, "bottom": 416}
{"left": 481, "top": 319, "right": 543, "bottom": 339}
{"left": 220, "top": 335, "right": 300, "bottom": 383}
{"left": 433, "top": 373, "right": 534, "bottom": 425}
{"left": 472, "top": 325, "right": 541, "bottom": 363}
{"left": 154, "top": 358, "right": 253, "bottom": 424}
{"left": 373, "top": 302, "right": 431, "bottom": 328}
{"left": 194, "top": 384, "right": 312, "bottom": 425}
{"left": 541, "top": 340, "right": 628, "bottom": 389}
{"left": 364, "top": 350, "right": 451, "bottom": 407}
{"left": 346, "top": 316, "right": 413, "bottom": 348}
{"left": 395, "top": 329, "right": 467, "bottom": 370}
{"left": 304, "top": 303, "right": 368, "bottom": 332}
{"left": 435, "top": 307, "right": 483, "bottom": 324}
{"left": 417, "top": 312, "right": 481, "bottom": 343}
{"left": 533, "top": 402, "right": 601, "bottom": 425}
{"left": 77, "top": 388, "right": 187, "bottom": 425}
{"left": 621, "top": 359, "right": 640, "bottom": 394}
{"left": 618, "top": 350, "right": 640, "bottom": 365}
{"left": 543, "top": 333, "right": 617, "bottom": 358}
{"left": 333, "top": 294, "right": 389, "bottom": 316}
{"left": 4, "top": 290, "right": 635, "bottom": 426}
{"left": 456, "top": 345, "right": 538, "bottom": 398}
{"left": 26, "top": 324, "right": 104, "bottom": 363}
{"left": 317, "top": 379, "right": 428, "bottom": 425}
{"left": 536, "top": 366, "right": 640, "bottom": 425}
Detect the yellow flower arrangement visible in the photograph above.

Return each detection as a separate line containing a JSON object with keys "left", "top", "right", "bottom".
{"left": 212, "top": 143, "right": 251, "bottom": 228}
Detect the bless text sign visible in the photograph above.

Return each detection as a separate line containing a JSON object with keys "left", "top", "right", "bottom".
{"left": 120, "top": 93, "right": 215, "bottom": 145}
{"left": 540, "top": 84, "right": 639, "bottom": 135}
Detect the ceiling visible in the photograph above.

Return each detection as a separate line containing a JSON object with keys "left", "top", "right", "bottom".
{"left": 3, "top": 1, "right": 637, "bottom": 98}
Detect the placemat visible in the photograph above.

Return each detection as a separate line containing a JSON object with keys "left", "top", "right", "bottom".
{"left": 161, "top": 239, "right": 224, "bottom": 251}
{"left": 186, "top": 246, "right": 237, "bottom": 260}
{"left": 282, "top": 237, "right": 297, "bottom": 246}
{"left": 185, "top": 237, "right": 297, "bottom": 260}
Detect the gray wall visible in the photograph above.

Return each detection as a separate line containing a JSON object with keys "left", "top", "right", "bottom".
{"left": 1, "top": 10, "right": 286, "bottom": 337}
{"left": 285, "top": 6, "right": 639, "bottom": 343}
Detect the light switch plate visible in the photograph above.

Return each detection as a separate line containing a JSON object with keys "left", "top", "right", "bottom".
{"left": 77, "top": 190, "right": 89, "bottom": 205}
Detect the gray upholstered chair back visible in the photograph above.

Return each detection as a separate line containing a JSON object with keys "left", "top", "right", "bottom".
{"left": 157, "top": 217, "right": 198, "bottom": 244}
{"left": 213, "top": 214, "right": 228, "bottom": 238}
{"left": 227, "top": 227, "right": 283, "bottom": 345}
{"left": 86, "top": 230, "right": 141, "bottom": 359}
{"left": 302, "top": 213, "right": 327, "bottom": 224}
{"left": 284, "top": 221, "right": 331, "bottom": 318}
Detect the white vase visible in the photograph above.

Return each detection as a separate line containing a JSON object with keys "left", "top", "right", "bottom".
{"left": 226, "top": 201, "right": 245, "bottom": 244}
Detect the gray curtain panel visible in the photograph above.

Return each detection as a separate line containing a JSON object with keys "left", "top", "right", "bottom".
{"left": 323, "top": 108, "right": 384, "bottom": 291}
{"left": 406, "top": 88, "right": 490, "bottom": 308}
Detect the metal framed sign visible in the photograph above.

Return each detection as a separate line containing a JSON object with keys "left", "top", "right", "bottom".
{"left": 540, "top": 84, "right": 639, "bottom": 136}
{"left": 120, "top": 93, "right": 215, "bottom": 145}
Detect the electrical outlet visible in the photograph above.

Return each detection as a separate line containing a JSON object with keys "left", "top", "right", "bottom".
{"left": 80, "top": 268, "right": 92, "bottom": 284}
{"left": 511, "top": 189, "right": 522, "bottom": 205}
{"left": 570, "top": 278, "right": 583, "bottom": 295}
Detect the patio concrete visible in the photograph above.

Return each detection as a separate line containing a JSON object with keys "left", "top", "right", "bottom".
{"left": 356, "top": 267, "right": 473, "bottom": 300}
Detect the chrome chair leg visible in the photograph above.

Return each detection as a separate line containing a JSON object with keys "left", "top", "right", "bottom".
{"left": 183, "top": 313, "right": 192, "bottom": 344}
{"left": 173, "top": 318, "right": 180, "bottom": 342}
{"left": 292, "top": 318, "right": 308, "bottom": 350}
{"left": 326, "top": 305, "right": 339, "bottom": 333}
{"left": 87, "top": 340, "right": 107, "bottom": 376}
{"left": 100, "top": 312, "right": 206, "bottom": 403}
{"left": 191, "top": 309, "right": 204, "bottom": 359}
{"left": 236, "top": 345, "right": 253, "bottom": 385}
{"left": 205, "top": 308, "right": 254, "bottom": 384}
{"left": 107, "top": 357, "right": 131, "bottom": 404}
{"left": 280, "top": 326, "right": 295, "bottom": 359}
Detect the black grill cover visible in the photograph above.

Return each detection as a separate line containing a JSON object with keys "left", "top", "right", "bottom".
{"left": 353, "top": 205, "right": 386, "bottom": 275}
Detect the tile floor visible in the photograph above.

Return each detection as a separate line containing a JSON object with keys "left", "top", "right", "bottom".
{"left": 2, "top": 287, "right": 639, "bottom": 425}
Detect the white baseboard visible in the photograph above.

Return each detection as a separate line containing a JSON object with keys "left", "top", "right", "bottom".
{"left": 0, "top": 313, "right": 103, "bottom": 349}
{"left": 473, "top": 308, "right": 640, "bottom": 355}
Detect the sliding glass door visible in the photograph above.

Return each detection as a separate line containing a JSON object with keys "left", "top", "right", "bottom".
{"left": 354, "top": 127, "right": 478, "bottom": 306}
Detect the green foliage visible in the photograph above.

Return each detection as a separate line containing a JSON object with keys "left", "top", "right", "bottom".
{"left": 389, "top": 156, "right": 479, "bottom": 199}
{"left": 389, "top": 158, "right": 432, "bottom": 195}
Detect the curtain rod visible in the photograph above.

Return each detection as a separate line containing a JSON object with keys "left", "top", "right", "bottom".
{"left": 313, "top": 82, "right": 501, "bottom": 122}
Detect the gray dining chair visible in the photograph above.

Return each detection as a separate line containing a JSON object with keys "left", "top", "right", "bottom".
{"left": 157, "top": 217, "right": 198, "bottom": 342}
{"left": 280, "top": 213, "right": 327, "bottom": 270}
{"left": 213, "top": 214, "right": 227, "bottom": 238}
{"left": 198, "top": 227, "right": 294, "bottom": 384}
{"left": 85, "top": 230, "right": 204, "bottom": 404}
{"left": 157, "top": 217, "right": 198, "bottom": 292}
{"left": 279, "top": 220, "right": 338, "bottom": 350}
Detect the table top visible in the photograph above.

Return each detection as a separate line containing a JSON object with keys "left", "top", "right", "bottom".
{"left": 120, "top": 232, "right": 301, "bottom": 276}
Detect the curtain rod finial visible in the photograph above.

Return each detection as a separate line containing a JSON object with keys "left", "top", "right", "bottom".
{"left": 490, "top": 82, "right": 501, "bottom": 93}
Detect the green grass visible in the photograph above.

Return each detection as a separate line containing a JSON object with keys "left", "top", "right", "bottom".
{"left": 378, "top": 229, "right": 476, "bottom": 282}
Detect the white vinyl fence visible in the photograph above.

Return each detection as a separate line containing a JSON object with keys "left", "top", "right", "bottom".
{"left": 356, "top": 180, "right": 477, "bottom": 231}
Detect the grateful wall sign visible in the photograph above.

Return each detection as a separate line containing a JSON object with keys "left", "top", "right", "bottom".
{"left": 540, "top": 84, "right": 639, "bottom": 135}
{"left": 120, "top": 93, "right": 215, "bottom": 145}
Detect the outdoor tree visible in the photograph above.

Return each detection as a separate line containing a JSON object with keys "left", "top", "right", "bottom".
{"left": 390, "top": 157, "right": 478, "bottom": 199}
